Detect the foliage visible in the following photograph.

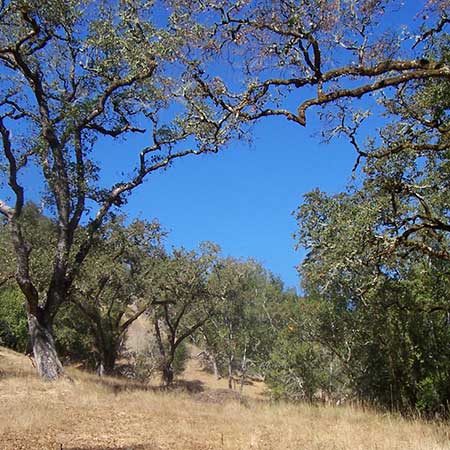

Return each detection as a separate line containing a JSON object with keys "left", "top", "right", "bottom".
{"left": 172, "top": 340, "right": 189, "bottom": 377}
{"left": 71, "top": 215, "right": 166, "bottom": 374}
{"left": 53, "top": 301, "right": 96, "bottom": 367}
{"left": 265, "top": 296, "right": 345, "bottom": 402}
{"left": 292, "top": 33, "right": 450, "bottom": 414}
{"left": 0, "top": 286, "right": 28, "bottom": 352}
{"left": 295, "top": 155, "right": 450, "bottom": 415}
{"left": 197, "top": 258, "right": 283, "bottom": 390}
{"left": 0, "top": 0, "right": 238, "bottom": 379}
{"left": 295, "top": 181, "right": 450, "bottom": 414}
{"left": 149, "top": 243, "right": 220, "bottom": 385}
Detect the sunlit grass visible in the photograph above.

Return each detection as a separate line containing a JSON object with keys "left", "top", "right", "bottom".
{"left": 1, "top": 346, "right": 449, "bottom": 450}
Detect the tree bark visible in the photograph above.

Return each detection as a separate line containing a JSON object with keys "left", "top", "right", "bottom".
{"left": 153, "top": 316, "right": 172, "bottom": 386}
{"left": 212, "top": 355, "right": 220, "bottom": 380}
{"left": 239, "top": 347, "right": 247, "bottom": 398}
{"left": 96, "top": 348, "right": 118, "bottom": 376}
{"left": 99, "top": 346, "right": 118, "bottom": 376}
{"left": 28, "top": 313, "right": 64, "bottom": 380}
{"left": 162, "top": 363, "right": 174, "bottom": 386}
{"left": 228, "top": 356, "right": 234, "bottom": 390}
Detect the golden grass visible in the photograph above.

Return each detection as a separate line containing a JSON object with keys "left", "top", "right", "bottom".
{"left": 1, "top": 346, "right": 449, "bottom": 450}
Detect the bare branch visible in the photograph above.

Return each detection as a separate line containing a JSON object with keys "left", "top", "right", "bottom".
{"left": 86, "top": 122, "right": 145, "bottom": 137}
{"left": 297, "top": 66, "right": 450, "bottom": 125}
{"left": 76, "top": 66, "right": 157, "bottom": 132}
{"left": 0, "top": 117, "right": 24, "bottom": 218}
{"left": 119, "top": 305, "right": 148, "bottom": 334}
{"left": 413, "top": 14, "right": 450, "bottom": 49}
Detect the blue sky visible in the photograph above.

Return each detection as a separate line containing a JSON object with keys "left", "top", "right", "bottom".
{"left": 2, "top": 1, "right": 432, "bottom": 292}
{"left": 118, "top": 114, "right": 357, "bottom": 291}
{"left": 116, "top": 1, "right": 428, "bottom": 291}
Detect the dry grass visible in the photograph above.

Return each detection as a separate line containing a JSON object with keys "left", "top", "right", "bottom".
{"left": 1, "top": 346, "right": 449, "bottom": 450}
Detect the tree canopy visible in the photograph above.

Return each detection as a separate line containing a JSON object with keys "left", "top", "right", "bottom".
{"left": 0, "top": 0, "right": 237, "bottom": 379}
{"left": 1, "top": 1, "right": 449, "bottom": 414}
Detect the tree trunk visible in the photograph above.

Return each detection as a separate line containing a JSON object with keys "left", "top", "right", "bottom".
{"left": 28, "top": 313, "right": 64, "bottom": 380}
{"left": 162, "top": 362, "right": 174, "bottom": 386}
{"left": 94, "top": 331, "right": 120, "bottom": 377}
{"left": 96, "top": 361, "right": 105, "bottom": 377}
{"left": 99, "top": 347, "right": 118, "bottom": 376}
{"left": 212, "top": 355, "right": 220, "bottom": 380}
{"left": 96, "top": 354, "right": 117, "bottom": 376}
{"left": 239, "top": 348, "right": 247, "bottom": 398}
{"left": 228, "top": 356, "right": 234, "bottom": 390}
{"left": 153, "top": 317, "right": 173, "bottom": 386}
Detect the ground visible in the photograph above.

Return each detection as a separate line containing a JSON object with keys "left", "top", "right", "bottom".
{"left": 1, "top": 345, "right": 449, "bottom": 450}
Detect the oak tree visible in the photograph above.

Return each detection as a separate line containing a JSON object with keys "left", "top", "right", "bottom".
{"left": 0, "top": 0, "right": 234, "bottom": 379}
{"left": 149, "top": 243, "right": 219, "bottom": 386}
{"left": 71, "top": 216, "right": 165, "bottom": 375}
{"left": 176, "top": 0, "right": 450, "bottom": 128}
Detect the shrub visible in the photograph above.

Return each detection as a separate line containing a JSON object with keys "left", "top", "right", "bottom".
{"left": 0, "top": 287, "right": 28, "bottom": 352}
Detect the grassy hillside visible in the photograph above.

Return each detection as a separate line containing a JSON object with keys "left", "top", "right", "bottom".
{"left": 1, "top": 346, "right": 449, "bottom": 450}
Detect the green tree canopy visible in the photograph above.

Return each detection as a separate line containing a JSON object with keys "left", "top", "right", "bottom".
{"left": 0, "top": 0, "right": 237, "bottom": 379}
{"left": 294, "top": 40, "right": 450, "bottom": 412}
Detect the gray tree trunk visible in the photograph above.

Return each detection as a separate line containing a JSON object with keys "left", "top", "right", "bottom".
{"left": 228, "top": 356, "right": 234, "bottom": 389}
{"left": 28, "top": 314, "right": 64, "bottom": 380}
{"left": 239, "top": 348, "right": 247, "bottom": 398}
{"left": 212, "top": 356, "right": 220, "bottom": 380}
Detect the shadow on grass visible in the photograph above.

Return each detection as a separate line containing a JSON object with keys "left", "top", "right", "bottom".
{"left": 84, "top": 373, "right": 205, "bottom": 396}
{"left": 89, "top": 376, "right": 161, "bottom": 395}
{"left": 169, "top": 378, "right": 205, "bottom": 393}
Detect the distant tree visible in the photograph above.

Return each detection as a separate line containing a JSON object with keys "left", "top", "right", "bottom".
{"left": 149, "top": 243, "right": 220, "bottom": 386}
{"left": 0, "top": 0, "right": 236, "bottom": 379}
{"left": 265, "top": 294, "right": 346, "bottom": 403}
{"left": 198, "top": 258, "right": 277, "bottom": 392}
{"left": 70, "top": 216, "right": 166, "bottom": 375}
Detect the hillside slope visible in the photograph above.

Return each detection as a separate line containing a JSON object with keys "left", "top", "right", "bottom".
{"left": 1, "top": 346, "right": 449, "bottom": 450}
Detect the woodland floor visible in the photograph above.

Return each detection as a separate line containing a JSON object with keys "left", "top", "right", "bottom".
{"left": 1, "top": 345, "right": 450, "bottom": 450}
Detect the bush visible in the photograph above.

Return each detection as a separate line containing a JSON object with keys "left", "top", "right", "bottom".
{"left": 127, "top": 341, "right": 163, "bottom": 382}
{"left": 416, "top": 376, "right": 446, "bottom": 417}
{"left": 54, "top": 302, "right": 96, "bottom": 367}
{"left": 0, "top": 287, "right": 28, "bottom": 352}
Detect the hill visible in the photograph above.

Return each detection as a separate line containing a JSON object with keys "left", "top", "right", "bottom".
{"left": 1, "top": 346, "right": 449, "bottom": 450}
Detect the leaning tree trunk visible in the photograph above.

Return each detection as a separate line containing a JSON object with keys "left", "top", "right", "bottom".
{"left": 28, "top": 313, "right": 64, "bottom": 380}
